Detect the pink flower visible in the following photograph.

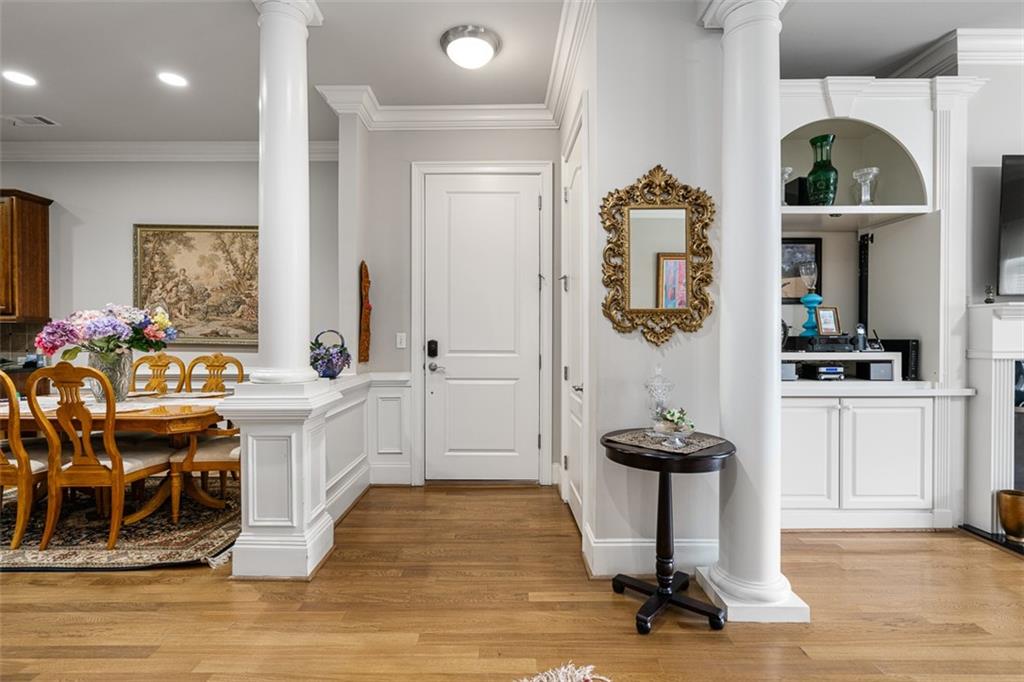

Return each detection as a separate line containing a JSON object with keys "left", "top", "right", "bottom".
{"left": 143, "top": 325, "right": 165, "bottom": 341}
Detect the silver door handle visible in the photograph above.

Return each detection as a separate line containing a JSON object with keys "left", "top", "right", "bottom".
{"left": 558, "top": 275, "right": 569, "bottom": 292}
{"left": 428, "top": 362, "right": 446, "bottom": 373}
{"left": 572, "top": 384, "right": 584, "bottom": 393}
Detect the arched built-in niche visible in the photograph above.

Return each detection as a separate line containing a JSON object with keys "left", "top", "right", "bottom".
{"left": 782, "top": 119, "right": 928, "bottom": 207}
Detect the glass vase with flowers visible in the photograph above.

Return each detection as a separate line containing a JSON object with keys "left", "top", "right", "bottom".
{"left": 34, "top": 304, "right": 179, "bottom": 403}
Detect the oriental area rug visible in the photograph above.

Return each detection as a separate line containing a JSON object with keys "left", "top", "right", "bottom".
{"left": 0, "top": 478, "right": 238, "bottom": 571}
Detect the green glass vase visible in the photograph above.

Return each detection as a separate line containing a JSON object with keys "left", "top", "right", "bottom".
{"left": 806, "top": 133, "right": 838, "bottom": 206}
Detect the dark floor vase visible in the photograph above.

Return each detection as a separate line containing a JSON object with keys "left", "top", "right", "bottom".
{"left": 806, "top": 133, "right": 839, "bottom": 206}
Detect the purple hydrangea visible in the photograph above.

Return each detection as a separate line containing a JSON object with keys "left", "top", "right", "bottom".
{"left": 82, "top": 316, "right": 132, "bottom": 342}
{"left": 35, "top": 320, "right": 81, "bottom": 356}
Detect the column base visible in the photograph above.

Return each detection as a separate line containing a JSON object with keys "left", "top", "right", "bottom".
{"left": 696, "top": 566, "right": 810, "bottom": 623}
{"left": 249, "top": 366, "right": 320, "bottom": 384}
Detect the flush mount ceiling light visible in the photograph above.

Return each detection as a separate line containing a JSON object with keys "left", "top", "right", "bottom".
{"left": 158, "top": 71, "right": 188, "bottom": 87}
{"left": 440, "top": 25, "right": 501, "bottom": 70}
{"left": 2, "top": 70, "right": 38, "bottom": 87}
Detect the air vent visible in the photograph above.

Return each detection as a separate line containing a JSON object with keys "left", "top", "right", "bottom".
{"left": 3, "top": 115, "right": 60, "bottom": 127}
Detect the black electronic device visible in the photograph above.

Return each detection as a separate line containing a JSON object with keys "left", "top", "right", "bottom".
{"left": 997, "top": 155, "right": 1024, "bottom": 295}
{"left": 427, "top": 339, "right": 438, "bottom": 358}
{"left": 785, "top": 177, "right": 809, "bottom": 206}
{"left": 856, "top": 362, "right": 894, "bottom": 381}
{"left": 807, "top": 335, "right": 855, "bottom": 352}
{"left": 880, "top": 339, "right": 920, "bottom": 381}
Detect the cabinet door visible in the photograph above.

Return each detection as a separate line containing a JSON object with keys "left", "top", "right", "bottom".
{"left": 840, "top": 398, "right": 933, "bottom": 509}
{"left": 0, "top": 198, "right": 13, "bottom": 315}
{"left": 782, "top": 398, "right": 840, "bottom": 508}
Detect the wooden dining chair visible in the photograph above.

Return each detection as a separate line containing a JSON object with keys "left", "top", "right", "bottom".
{"left": 184, "top": 353, "right": 244, "bottom": 492}
{"left": 168, "top": 434, "right": 240, "bottom": 524}
{"left": 131, "top": 352, "right": 185, "bottom": 394}
{"left": 0, "top": 370, "right": 52, "bottom": 549}
{"left": 184, "top": 353, "right": 244, "bottom": 393}
{"left": 28, "top": 362, "right": 173, "bottom": 550}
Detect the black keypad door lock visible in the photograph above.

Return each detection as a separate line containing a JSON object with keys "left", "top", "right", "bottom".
{"left": 427, "top": 339, "right": 438, "bottom": 358}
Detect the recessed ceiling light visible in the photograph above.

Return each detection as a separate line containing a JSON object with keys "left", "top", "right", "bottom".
{"left": 440, "top": 25, "right": 501, "bottom": 70}
{"left": 2, "top": 70, "right": 38, "bottom": 87}
{"left": 158, "top": 71, "right": 188, "bottom": 87}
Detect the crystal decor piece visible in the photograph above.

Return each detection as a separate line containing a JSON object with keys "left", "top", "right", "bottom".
{"left": 852, "top": 167, "right": 879, "bottom": 205}
{"left": 781, "top": 166, "right": 793, "bottom": 205}
{"left": 644, "top": 365, "right": 674, "bottom": 434}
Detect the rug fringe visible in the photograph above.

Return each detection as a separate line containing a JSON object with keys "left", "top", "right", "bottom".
{"left": 517, "top": 662, "right": 610, "bottom": 682}
{"left": 205, "top": 547, "right": 233, "bottom": 569}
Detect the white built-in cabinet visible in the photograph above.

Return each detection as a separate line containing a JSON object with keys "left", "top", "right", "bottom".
{"left": 782, "top": 396, "right": 938, "bottom": 527}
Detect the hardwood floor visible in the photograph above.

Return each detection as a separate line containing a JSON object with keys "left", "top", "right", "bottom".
{"left": 2, "top": 485, "right": 1022, "bottom": 680}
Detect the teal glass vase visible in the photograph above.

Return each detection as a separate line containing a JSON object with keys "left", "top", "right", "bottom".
{"left": 800, "top": 291, "right": 823, "bottom": 337}
{"left": 806, "top": 134, "right": 838, "bottom": 206}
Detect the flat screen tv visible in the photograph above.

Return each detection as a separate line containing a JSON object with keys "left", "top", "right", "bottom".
{"left": 998, "top": 154, "right": 1024, "bottom": 295}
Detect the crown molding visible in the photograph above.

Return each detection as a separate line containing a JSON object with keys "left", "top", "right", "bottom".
{"left": 544, "top": 0, "right": 595, "bottom": 128}
{"left": 0, "top": 140, "right": 338, "bottom": 162}
{"left": 890, "top": 28, "right": 1024, "bottom": 78}
{"left": 316, "top": 85, "right": 557, "bottom": 131}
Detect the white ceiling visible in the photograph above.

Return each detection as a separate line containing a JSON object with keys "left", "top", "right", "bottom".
{"left": 0, "top": 0, "right": 562, "bottom": 142}
{"left": 780, "top": 0, "right": 1023, "bottom": 78}
{"left": 0, "top": 1, "right": 1021, "bottom": 143}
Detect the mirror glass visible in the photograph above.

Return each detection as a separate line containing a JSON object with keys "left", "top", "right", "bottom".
{"left": 627, "top": 208, "right": 688, "bottom": 309}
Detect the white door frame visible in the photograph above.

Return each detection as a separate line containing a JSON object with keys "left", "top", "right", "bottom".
{"left": 410, "top": 161, "right": 554, "bottom": 485}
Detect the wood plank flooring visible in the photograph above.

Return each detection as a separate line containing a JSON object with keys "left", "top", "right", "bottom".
{"left": 2, "top": 485, "right": 1022, "bottom": 680}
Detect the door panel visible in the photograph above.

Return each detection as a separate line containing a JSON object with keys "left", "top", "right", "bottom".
{"left": 781, "top": 398, "right": 840, "bottom": 509}
{"left": 0, "top": 199, "right": 14, "bottom": 316}
{"left": 425, "top": 174, "right": 541, "bottom": 480}
{"left": 840, "top": 398, "right": 933, "bottom": 509}
{"left": 561, "top": 137, "right": 586, "bottom": 528}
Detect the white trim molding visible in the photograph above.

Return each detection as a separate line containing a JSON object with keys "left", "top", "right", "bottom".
{"left": 581, "top": 523, "right": 719, "bottom": 578}
{"left": 545, "top": 0, "right": 595, "bottom": 128}
{"left": 890, "top": 28, "right": 1024, "bottom": 78}
{"left": 317, "top": 85, "right": 557, "bottom": 131}
{"left": 0, "top": 140, "right": 338, "bottom": 162}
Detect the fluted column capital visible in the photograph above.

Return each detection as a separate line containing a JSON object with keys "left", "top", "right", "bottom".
{"left": 252, "top": 0, "right": 323, "bottom": 27}
{"left": 701, "top": 0, "right": 786, "bottom": 32}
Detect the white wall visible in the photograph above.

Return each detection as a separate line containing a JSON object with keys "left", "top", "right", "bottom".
{"left": 0, "top": 160, "right": 339, "bottom": 369}
{"left": 362, "top": 128, "right": 561, "bottom": 372}
{"left": 587, "top": 1, "right": 723, "bottom": 564}
{"left": 963, "top": 63, "right": 1024, "bottom": 301}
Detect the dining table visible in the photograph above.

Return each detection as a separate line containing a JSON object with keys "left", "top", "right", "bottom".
{"left": 0, "top": 392, "right": 231, "bottom": 525}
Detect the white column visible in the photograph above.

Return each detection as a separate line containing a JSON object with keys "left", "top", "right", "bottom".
{"left": 251, "top": 0, "right": 321, "bottom": 384}
{"left": 697, "top": 0, "right": 809, "bottom": 622}
{"left": 218, "top": 0, "right": 342, "bottom": 581}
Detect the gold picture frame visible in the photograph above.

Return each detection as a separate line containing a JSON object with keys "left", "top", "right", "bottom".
{"left": 133, "top": 224, "right": 258, "bottom": 346}
{"left": 600, "top": 165, "right": 716, "bottom": 345}
{"left": 815, "top": 306, "right": 842, "bottom": 336}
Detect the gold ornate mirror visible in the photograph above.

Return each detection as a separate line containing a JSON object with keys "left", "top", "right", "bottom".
{"left": 600, "top": 165, "right": 716, "bottom": 345}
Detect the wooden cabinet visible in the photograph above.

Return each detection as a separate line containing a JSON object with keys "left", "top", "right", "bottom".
{"left": 840, "top": 398, "right": 933, "bottom": 510}
{"left": 781, "top": 398, "right": 840, "bottom": 509}
{"left": 0, "top": 189, "right": 52, "bottom": 322}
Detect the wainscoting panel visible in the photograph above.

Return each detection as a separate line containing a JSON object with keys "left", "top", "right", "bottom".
{"left": 324, "top": 377, "right": 370, "bottom": 522}
{"left": 369, "top": 374, "right": 413, "bottom": 485}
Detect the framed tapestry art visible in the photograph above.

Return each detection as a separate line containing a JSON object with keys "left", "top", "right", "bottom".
{"left": 133, "top": 225, "right": 258, "bottom": 345}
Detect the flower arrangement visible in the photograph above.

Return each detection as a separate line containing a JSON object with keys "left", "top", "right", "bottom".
{"left": 34, "top": 303, "right": 179, "bottom": 360}
{"left": 309, "top": 330, "right": 352, "bottom": 379}
{"left": 656, "top": 407, "right": 695, "bottom": 432}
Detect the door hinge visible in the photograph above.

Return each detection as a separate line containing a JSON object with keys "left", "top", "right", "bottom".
{"left": 538, "top": 433, "right": 542, "bottom": 449}
{"left": 558, "top": 274, "right": 569, "bottom": 292}
{"left": 563, "top": 455, "right": 568, "bottom": 469}
{"left": 563, "top": 365, "right": 569, "bottom": 381}
{"left": 539, "top": 354, "right": 542, "bottom": 370}
{"left": 538, "top": 195, "right": 542, "bottom": 211}
{"left": 563, "top": 187, "right": 569, "bottom": 204}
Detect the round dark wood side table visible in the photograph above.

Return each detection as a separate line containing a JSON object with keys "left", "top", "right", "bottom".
{"left": 601, "top": 428, "right": 735, "bottom": 634}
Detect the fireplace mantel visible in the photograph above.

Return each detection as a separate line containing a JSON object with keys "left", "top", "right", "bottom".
{"left": 966, "top": 303, "right": 1024, "bottom": 533}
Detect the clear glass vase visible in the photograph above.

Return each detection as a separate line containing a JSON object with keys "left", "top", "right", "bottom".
{"left": 88, "top": 351, "right": 133, "bottom": 403}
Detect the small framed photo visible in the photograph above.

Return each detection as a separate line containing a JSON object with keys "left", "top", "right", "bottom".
{"left": 815, "top": 306, "right": 842, "bottom": 336}
{"left": 656, "top": 253, "right": 688, "bottom": 309}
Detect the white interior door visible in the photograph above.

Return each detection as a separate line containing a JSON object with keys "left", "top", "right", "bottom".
{"left": 560, "top": 142, "right": 586, "bottom": 528}
{"left": 424, "top": 173, "right": 541, "bottom": 480}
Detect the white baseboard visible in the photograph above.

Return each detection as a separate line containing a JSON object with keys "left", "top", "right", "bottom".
{"left": 695, "top": 567, "right": 811, "bottom": 623}
{"left": 582, "top": 522, "right": 719, "bottom": 578}
{"left": 232, "top": 513, "right": 335, "bottom": 579}
{"left": 325, "top": 454, "right": 370, "bottom": 522}
{"left": 782, "top": 509, "right": 949, "bottom": 529}
{"left": 370, "top": 462, "right": 412, "bottom": 485}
